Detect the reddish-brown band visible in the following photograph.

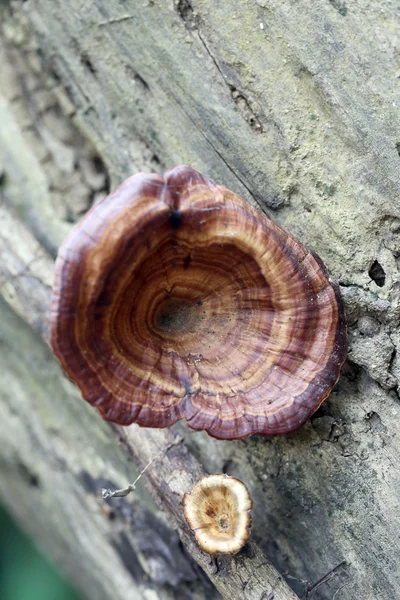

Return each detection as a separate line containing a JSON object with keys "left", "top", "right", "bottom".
{"left": 50, "top": 165, "right": 347, "bottom": 439}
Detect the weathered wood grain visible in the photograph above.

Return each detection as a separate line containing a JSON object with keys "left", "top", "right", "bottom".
{"left": 1, "top": 0, "right": 400, "bottom": 598}
{"left": 0, "top": 204, "right": 299, "bottom": 600}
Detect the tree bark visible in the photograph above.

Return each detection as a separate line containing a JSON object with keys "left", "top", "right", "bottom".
{"left": 1, "top": 1, "right": 400, "bottom": 599}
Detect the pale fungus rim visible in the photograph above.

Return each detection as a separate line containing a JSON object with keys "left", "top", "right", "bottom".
{"left": 183, "top": 474, "right": 252, "bottom": 555}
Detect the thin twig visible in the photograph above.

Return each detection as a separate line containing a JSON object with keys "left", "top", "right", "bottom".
{"left": 102, "top": 435, "right": 184, "bottom": 499}
{"left": 97, "top": 15, "right": 136, "bottom": 27}
{"left": 305, "top": 561, "right": 347, "bottom": 598}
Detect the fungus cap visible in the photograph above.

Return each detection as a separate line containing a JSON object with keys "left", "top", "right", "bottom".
{"left": 183, "top": 474, "right": 252, "bottom": 555}
{"left": 50, "top": 165, "right": 347, "bottom": 439}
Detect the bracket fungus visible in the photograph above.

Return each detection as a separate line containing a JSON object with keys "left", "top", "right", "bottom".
{"left": 50, "top": 165, "right": 346, "bottom": 439}
{"left": 183, "top": 474, "right": 252, "bottom": 555}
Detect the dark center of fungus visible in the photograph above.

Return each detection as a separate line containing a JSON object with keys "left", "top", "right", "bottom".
{"left": 111, "top": 238, "right": 274, "bottom": 395}
{"left": 154, "top": 298, "right": 199, "bottom": 334}
{"left": 218, "top": 514, "right": 230, "bottom": 530}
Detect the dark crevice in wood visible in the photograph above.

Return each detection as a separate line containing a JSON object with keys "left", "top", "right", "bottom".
{"left": 125, "top": 64, "right": 150, "bottom": 92}
{"left": 17, "top": 461, "right": 41, "bottom": 489}
{"left": 175, "top": 0, "right": 198, "bottom": 30}
{"left": 328, "top": 0, "right": 348, "bottom": 16}
{"left": 80, "top": 52, "right": 96, "bottom": 75}
{"left": 229, "top": 86, "right": 263, "bottom": 134}
{"left": 368, "top": 260, "right": 385, "bottom": 287}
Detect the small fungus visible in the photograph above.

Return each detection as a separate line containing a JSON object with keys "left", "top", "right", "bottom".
{"left": 50, "top": 165, "right": 347, "bottom": 439}
{"left": 183, "top": 474, "right": 252, "bottom": 555}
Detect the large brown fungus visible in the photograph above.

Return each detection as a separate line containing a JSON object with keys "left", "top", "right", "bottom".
{"left": 50, "top": 165, "right": 346, "bottom": 439}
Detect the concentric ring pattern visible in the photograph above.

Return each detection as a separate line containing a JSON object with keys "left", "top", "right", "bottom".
{"left": 50, "top": 165, "right": 347, "bottom": 439}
